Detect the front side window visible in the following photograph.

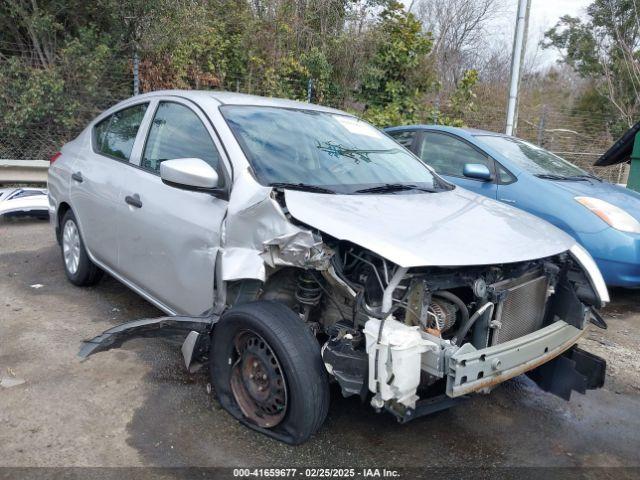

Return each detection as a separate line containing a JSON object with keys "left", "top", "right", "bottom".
{"left": 94, "top": 103, "right": 148, "bottom": 161}
{"left": 418, "top": 132, "right": 493, "bottom": 179}
{"left": 141, "top": 102, "right": 221, "bottom": 175}
{"left": 477, "top": 135, "right": 587, "bottom": 178}
{"left": 497, "top": 164, "right": 517, "bottom": 184}
{"left": 221, "top": 106, "right": 445, "bottom": 194}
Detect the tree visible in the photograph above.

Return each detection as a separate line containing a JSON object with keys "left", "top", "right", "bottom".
{"left": 543, "top": 0, "right": 640, "bottom": 130}
{"left": 416, "top": 0, "right": 505, "bottom": 89}
{"left": 359, "top": 1, "right": 433, "bottom": 126}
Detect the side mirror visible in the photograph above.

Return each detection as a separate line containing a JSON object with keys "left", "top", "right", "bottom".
{"left": 160, "top": 158, "right": 220, "bottom": 191}
{"left": 463, "top": 163, "right": 493, "bottom": 181}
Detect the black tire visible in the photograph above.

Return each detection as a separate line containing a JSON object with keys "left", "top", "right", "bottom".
{"left": 210, "top": 300, "right": 329, "bottom": 444}
{"left": 60, "top": 210, "right": 103, "bottom": 286}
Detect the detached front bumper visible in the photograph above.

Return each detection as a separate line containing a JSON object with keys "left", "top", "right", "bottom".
{"left": 446, "top": 320, "right": 596, "bottom": 397}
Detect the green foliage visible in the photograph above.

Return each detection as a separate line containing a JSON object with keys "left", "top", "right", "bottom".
{"left": 543, "top": 0, "right": 640, "bottom": 127}
{"left": 359, "top": 1, "right": 433, "bottom": 127}
{"left": 436, "top": 69, "right": 479, "bottom": 126}
{"left": 0, "top": 0, "right": 481, "bottom": 155}
{"left": 0, "top": 57, "right": 69, "bottom": 134}
{"left": 360, "top": 1, "right": 432, "bottom": 106}
{"left": 0, "top": 19, "right": 128, "bottom": 158}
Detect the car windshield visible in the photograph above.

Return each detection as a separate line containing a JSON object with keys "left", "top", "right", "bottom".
{"left": 221, "top": 106, "right": 445, "bottom": 194}
{"left": 476, "top": 135, "right": 589, "bottom": 178}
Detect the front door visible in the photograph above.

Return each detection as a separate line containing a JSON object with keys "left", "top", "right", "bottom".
{"left": 415, "top": 131, "right": 498, "bottom": 199}
{"left": 116, "top": 99, "right": 229, "bottom": 315}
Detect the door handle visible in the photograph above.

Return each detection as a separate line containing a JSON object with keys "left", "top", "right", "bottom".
{"left": 71, "top": 172, "right": 83, "bottom": 183}
{"left": 500, "top": 198, "right": 516, "bottom": 204}
{"left": 125, "top": 193, "right": 142, "bottom": 208}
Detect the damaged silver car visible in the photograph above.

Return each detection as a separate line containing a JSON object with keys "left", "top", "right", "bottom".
{"left": 48, "top": 91, "right": 609, "bottom": 444}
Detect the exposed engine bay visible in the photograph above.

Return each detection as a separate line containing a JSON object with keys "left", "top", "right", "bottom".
{"left": 78, "top": 186, "right": 608, "bottom": 425}
{"left": 223, "top": 230, "right": 607, "bottom": 421}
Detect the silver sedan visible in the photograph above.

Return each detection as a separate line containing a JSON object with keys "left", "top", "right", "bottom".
{"left": 48, "top": 91, "right": 609, "bottom": 444}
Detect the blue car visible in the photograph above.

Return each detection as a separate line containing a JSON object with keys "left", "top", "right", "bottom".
{"left": 385, "top": 125, "right": 640, "bottom": 288}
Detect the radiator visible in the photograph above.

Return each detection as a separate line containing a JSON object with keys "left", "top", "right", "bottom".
{"left": 490, "top": 272, "right": 550, "bottom": 345}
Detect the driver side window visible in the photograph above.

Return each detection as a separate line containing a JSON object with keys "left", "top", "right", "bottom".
{"left": 141, "top": 102, "right": 221, "bottom": 176}
{"left": 419, "top": 132, "right": 493, "bottom": 179}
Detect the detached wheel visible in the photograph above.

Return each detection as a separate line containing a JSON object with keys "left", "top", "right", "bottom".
{"left": 60, "top": 210, "right": 103, "bottom": 286}
{"left": 210, "top": 301, "right": 329, "bottom": 444}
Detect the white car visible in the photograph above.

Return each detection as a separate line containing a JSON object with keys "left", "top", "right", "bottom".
{"left": 0, "top": 187, "right": 49, "bottom": 219}
{"left": 48, "top": 91, "right": 608, "bottom": 444}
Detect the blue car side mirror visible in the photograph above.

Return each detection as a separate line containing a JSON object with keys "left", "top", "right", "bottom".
{"left": 463, "top": 163, "right": 493, "bottom": 181}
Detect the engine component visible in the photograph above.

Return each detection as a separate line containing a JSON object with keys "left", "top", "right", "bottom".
{"left": 405, "top": 282, "right": 459, "bottom": 336}
{"left": 472, "top": 278, "right": 487, "bottom": 298}
{"left": 363, "top": 317, "right": 437, "bottom": 409}
{"left": 405, "top": 280, "right": 430, "bottom": 328}
{"left": 428, "top": 298, "right": 458, "bottom": 332}
{"left": 321, "top": 333, "right": 368, "bottom": 398}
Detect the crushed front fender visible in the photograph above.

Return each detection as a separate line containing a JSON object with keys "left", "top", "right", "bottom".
{"left": 78, "top": 315, "right": 217, "bottom": 359}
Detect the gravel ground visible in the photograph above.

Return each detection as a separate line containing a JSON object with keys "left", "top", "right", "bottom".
{"left": 1, "top": 218, "right": 639, "bottom": 473}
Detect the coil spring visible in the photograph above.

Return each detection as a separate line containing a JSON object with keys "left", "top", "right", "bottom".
{"left": 295, "top": 271, "right": 323, "bottom": 306}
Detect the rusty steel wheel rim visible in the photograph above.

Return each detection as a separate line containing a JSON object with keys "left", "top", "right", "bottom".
{"left": 230, "top": 330, "right": 288, "bottom": 428}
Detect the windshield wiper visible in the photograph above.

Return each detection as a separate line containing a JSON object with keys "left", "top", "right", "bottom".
{"left": 268, "top": 182, "right": 336, "bottom": 194}
{"left": 354, "top": 183, "right": 435, "bottom": 194}
{"left": 569, "top": 174, "right": 603, "bottom": 182}
{"left": 535, "top": 173, "right": 592, "bottom": 182}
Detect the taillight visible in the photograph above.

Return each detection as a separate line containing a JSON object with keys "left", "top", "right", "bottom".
{"left": 50, "top": 151, "right": 62, "bottom": 164}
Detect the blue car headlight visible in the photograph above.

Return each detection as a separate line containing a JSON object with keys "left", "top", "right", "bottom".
{"left": 575, "top": 196, "right": 640, "bottom": 234}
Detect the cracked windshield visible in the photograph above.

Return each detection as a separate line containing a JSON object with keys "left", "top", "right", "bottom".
{"left": 222, "top": 106, "right": 443, "bottom": 194}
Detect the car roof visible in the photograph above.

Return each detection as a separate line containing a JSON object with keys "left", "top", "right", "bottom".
{"left": 385, "top": 124, "right": 507, "bottom": 137}
{"left": 132, "top": 90, "right": 346, "bottom": 115}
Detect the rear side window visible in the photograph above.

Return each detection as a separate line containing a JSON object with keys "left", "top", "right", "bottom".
{"left": 94, "top": 103, "right": 148, "bottom": 161}
{"left": 419, "top": 132, "right": 493, "bottom": 178}
{"left": 141, "top": 102, "right": 221, "bottom": 175}
{"left": 388, "top": 130, "right": 417, "bottom": 149}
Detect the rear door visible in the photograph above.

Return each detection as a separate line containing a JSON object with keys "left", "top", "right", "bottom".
{"left": 414, "top": 131, "right": 498, "bottom": 199}
{"left": 69, "top": 102, "right": 149, "bottom": 270}
{"left": 116, "top": 98, "right": 229, "bottom": 315}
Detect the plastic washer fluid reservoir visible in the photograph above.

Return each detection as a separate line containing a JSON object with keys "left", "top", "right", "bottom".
{"left": 364, "top": 317, "right": 438, "bottom": 408}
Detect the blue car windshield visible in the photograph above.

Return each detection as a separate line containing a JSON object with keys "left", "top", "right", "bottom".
{"left": 477, "top": 135, "right": 588, "bottom": 178}
{"left": 221, "top": 106, "right": 444, "bottom": 194}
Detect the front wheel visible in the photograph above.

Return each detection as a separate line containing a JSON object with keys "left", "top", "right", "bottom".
{"left": 209, "top": 301, "right": 329, "bottom": 444}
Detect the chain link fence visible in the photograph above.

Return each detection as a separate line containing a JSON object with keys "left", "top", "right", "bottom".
{"left": 0, "top": 53, "right": 626, "bottom": 183}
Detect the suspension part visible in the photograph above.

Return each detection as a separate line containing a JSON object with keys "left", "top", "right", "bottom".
{"left": 295, "top": 270, "right": 323, "bottom": 306}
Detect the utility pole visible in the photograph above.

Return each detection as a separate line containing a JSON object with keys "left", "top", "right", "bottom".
{"left": 307, "top": 78, "right": 314, "bottom": 103}
{"left": 505, "top": 0, "right": 530, "bottom": 136}
{"left": 125, "top": 15, "right": 141, "bottom": 96}
{"left": 133, "top": 50, "right": 140, "bottom": 96}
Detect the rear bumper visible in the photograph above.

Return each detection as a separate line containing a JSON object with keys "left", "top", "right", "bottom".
{"left": 446, "top": 320, "right": 587, "bottom": 397}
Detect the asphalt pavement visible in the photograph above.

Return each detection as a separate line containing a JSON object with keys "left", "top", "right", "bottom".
{"left": 1, "top": 218, "right": 639, "bottom": 474}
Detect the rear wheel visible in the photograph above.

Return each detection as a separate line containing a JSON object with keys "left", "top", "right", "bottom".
{"left": 60, "top": 210, "right": 103, "bottom": 286}
{"left": 210, "top": 300, "right": 329, "bottom": 444}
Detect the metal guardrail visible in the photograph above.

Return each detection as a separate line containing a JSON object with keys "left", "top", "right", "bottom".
{"left": 0, "top": 160, "right": 49, "bottom": 185}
